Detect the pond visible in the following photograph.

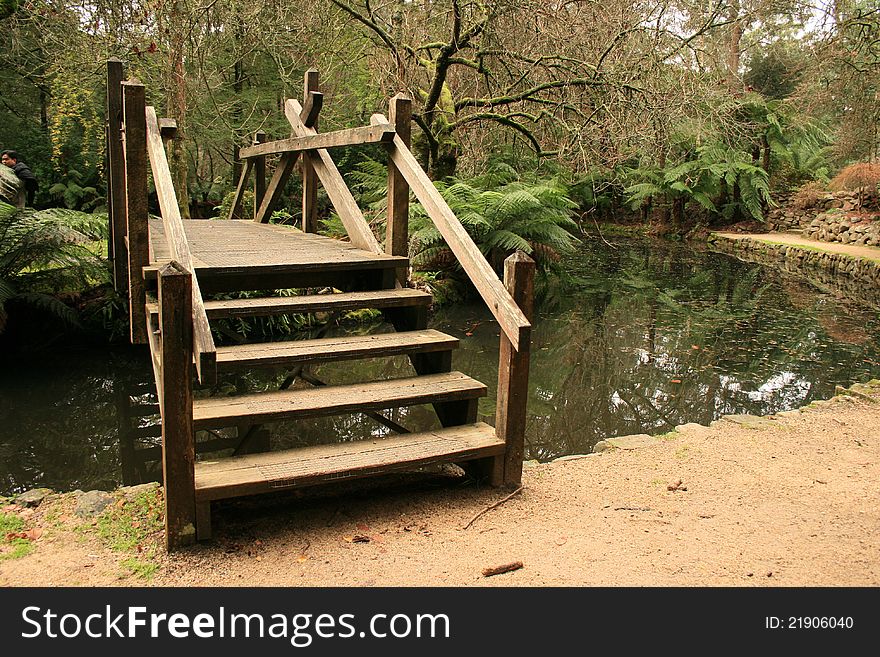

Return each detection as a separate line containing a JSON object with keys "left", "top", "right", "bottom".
{"left": 2, "top": 236, "right": 880, "bottom": 495}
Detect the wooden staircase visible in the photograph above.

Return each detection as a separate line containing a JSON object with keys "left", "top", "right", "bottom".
{"left": 105, "top": 60, "right": 534, "bottom": 550}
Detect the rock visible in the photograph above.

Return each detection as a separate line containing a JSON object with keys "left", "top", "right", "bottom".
{"left": 119, "top": 482, "right": 160, "bottom": 500}
{"left": 16, "top": 488, "right": 53, "bottom": 508}
{"left": 720, "top": 414, "right": 778, "bottom": 429}
{"left": 592, "top": 434, "right": 658, "bottom": 453}
{"left": 75, "top": 490, "right": 114, "bottom": 518}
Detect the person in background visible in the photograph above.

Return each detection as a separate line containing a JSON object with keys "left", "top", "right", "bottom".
{"left": 1, "top": 150, "right": 38, "bottom": 207}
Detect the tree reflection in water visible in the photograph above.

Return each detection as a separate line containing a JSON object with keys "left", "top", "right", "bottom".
{"left": 2, "top": 237, "right": 879, "bottom": 494}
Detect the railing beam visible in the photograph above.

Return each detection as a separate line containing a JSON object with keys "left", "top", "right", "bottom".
{"left": 122, "top": 80, "right": 150, "bottom": 345}
{"left": 494, "top": 251, "right": 535, "bottom": 487}
{"left": 302, "top": 70, "right": 320, "bottom": 234}
{"left": 387, "top": 94, "right": 412, "bottom": 285}
{"left": 158, "top": 261, "right": 196, "bottom": 550}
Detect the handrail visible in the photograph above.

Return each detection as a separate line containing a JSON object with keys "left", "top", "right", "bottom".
{"left": 370, "top": 114, "right": 531, "bottom": 352}
{"left": 144, "top": 105, "right": 217, "bottom": 384}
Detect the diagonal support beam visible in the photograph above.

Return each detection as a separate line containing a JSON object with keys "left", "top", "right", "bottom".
{"left": 285, "top": 98, "right": 382, "bottom": 254}
{"left": 227, "top": 160, "right": 254, "bottom": 221}
{"left": 253, "top": 152, "right": 301, "bottom": 224}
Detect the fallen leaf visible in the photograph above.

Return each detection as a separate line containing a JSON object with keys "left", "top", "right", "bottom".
{"left": 297, "top": 555, "right": 309, "bottom": 563}
{"left": 554, "top": 536, "right": 567, "bottom": 546}
{"left": 667, "top": 479, "right": 687, "bottom": 491}
{"left": 356, "top": 522, "right": 370, "bottom": 531}
{"left": 25, "top": 528, "right": 43, "bottom": 540}
{"left": 671, "top": 379, "right": 682, "bottom": 384}
{"left": 131, "top": 521, "right": 141, "bottom": 529}
{"left": 6, "top": 532, "right": 29, "bottom": 541}
{"left": 345, "top": 534, "right": 371, "bottom": 543}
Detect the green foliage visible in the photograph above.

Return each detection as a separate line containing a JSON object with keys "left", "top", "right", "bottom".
{"left": 48, "top": 168, "right": 102, "bottom": 211}
{"left": 346, "top": 158, "right": 581, "bottom": 280}
{"left": 0, "top": 510, "right": 33, "bottom": 561}
{"left": 0, "top": 202, "right": 109, "bottom": 333}
{"left": 214, "top": 189, "right": 254, "bottom": 219}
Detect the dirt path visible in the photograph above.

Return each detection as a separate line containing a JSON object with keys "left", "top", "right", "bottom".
{"left": 2, "top": 382, "right": 879, "bottom": 587}
{"left": 714, "top": 231, "right": 880, "bottom": 261}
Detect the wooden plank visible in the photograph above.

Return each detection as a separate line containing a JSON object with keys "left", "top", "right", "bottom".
{"left": 193, "top": 371, "right": 486, "bottom": 430}
{"left": 239, "top": 125, "right": 396, "bottom": 159}
{"left": 253, "top": 152, "right": 300, "bottom": 224}
{"left": 386, "top": 94, "right": 412, "bottom": 286}
{"left": 227, "top": 159, "right": 254, "bottom": 221}
{"left": 302, "top": 71, "right": 320, "bottom": 235}
{"left": 285, "top": 99, "right": 382, "bottom": 254}
{"left": 158, "top": 261, "right": 196, "bottom": 549}
{"left": 122, "top": 80, "right": 150, "bottom": 345}
{"left": 373, "top": 114, "right": 531, "bottom": 352}
{"left": 106, "top": 59, "right": 127, "bottom": 294}
{"left": 216, "top": 329, "right": 458, "bottom": 370}
{"left": 253, "top": 131, "right": 266, "bottom": 217}
{"left": 159, "top": 118, "right": 178, "bottom": 141}
{"left": 495, "top": 251, "right": 535, "bottom": 487}
{"left": 203, "top": 288, "right": 430, "bottom": 318}
{"left": 195, "top": 422, "right": 503, "bottom": 501}
{"left": 145, "top": 106, "right": 217, "bottom": 384}
{"left": 149, "top": 288, "right": 430, "bottom": 319}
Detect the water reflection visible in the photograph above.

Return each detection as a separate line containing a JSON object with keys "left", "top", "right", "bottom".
{"left": 2, "top": 236, "right": 879, "bottom": 494}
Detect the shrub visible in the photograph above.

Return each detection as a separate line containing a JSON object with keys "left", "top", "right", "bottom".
{"left": 829, "top": 163, "right": 880, "bottom": 210}
{"left": 790, "top": 180, "right": 827, "bottom": 210}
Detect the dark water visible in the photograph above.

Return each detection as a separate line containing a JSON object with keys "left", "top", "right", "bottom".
{"left": 3, "top": 237, "right": 880, "bottom": 495}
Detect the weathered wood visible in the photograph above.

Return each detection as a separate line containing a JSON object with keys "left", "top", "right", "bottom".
{"left": 193, "top": 371, "right": 486, "bottom": 431}
{"left": 227, "top": 159, "right": 254, "bottom": 221}
{"left": 253, "top": 131, "right": 266, "bottom": 218}
{"left": 386, "top": 94, "right": 412, "bottom": 285}
{"left": 285, "top": 99, "right": 383, "bottom": 253}
{"left": 301, "top": 91, "right": 323, "bottom": 129}
{"left": 122, "top": 80, "right": 150, "bottom": 345}
{"left": 150, "top": 288, "right": 429, "bottom": 320}
{"left": 215, "top": 329, "right": 458, "bottom": 370}
{"left": 158, "top": 261, "right": 196, "bottom": 549}
{"left": 106, "top": 59, "right": 127, "bottom": 294}
{"left": 495, "top": 251, "right": 535, "bottom": 487}
{"left": 239, "top": 125, "right": 396, "bottom": 159}
{"left": 159, "top": 118, "right": 178, "bottom": 141}
{"left": 195, "top": 502, "right": 212, "bottom": 541}
{"left": 374, "top": 114, "right": 531, "bottom": 351}
{"left": 253, "top": 152, "right": 300, "bottom": 224}
{"left": 194, "top": 423, "right": 503, "bottom": 501}
{"left": 302, "top": 70, "right": 320, "bottom": 234}
{"left": 145, "top": 106, "right": 217, "bottom": 385}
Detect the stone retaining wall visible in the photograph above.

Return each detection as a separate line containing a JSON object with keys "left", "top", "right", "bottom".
{"left": 708, "top": 234, "right": 880, "bottom": 309}
{"left": 767, "top": 192, "right": 880, "bottom": 246}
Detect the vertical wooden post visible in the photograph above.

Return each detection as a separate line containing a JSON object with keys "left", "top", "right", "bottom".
{"left": 302, "top": 69, "right": 319, "bottom": 233}
{"left": 158, "top": 261, "right": 196, "bottom": 549}
{"left": 494, "top": 251, "right": 535, "bottom": 487}
{"left": 253, "top": 130, "right": 267, "bottom": 219}
{"left": 231, "top": 144, "right": 242, "bottom": 218}
{"left": 122, "top": 80, "right": 150, "bottom": 345}
{"left": 387, "top": 93, "right": 412, "bottom": 285}
{"left": 106, "top": 58, "right": 127, "bottom": 293}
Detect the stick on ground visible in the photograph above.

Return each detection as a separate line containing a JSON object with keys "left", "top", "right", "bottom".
{"left": 462, "top": 485, "right": 524, "bottom": 530}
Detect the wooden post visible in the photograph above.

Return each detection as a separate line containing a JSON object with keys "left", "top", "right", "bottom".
{"left": 106, "top": 58, "right": 127, "bottom": 293}
{"left": 494, "top": 251, "right": 535, "bottom": 487}
{"left": 231, "top": 143, "right": 242, "bottom": 212}
{"left": 158, "top": 261, "right": 196, "bottom": 549}
{"left": 253, "top": 131, "right": 267, "bottom": 219}
{"left": 302, "top": 69, "right": 319, "bottom": 233}
{"left": 122, "top": 80, "right": 150, "bottom": 345}
{"left": 387, "top": 94, "right": 412, "bottom": 285}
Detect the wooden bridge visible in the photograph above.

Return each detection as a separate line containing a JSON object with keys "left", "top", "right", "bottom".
{"left": 104, "top": 59, "right": 533, "bottom": 549}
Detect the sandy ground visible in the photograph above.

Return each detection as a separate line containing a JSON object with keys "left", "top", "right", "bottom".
{"left": 2, "top": 382, "right": 879, "bottom": 588}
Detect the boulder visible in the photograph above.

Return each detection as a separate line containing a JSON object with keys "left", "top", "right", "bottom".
{"left": 16, "top": 488, "right": 53, "bottom": 508}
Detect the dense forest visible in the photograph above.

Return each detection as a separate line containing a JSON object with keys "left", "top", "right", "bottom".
{"left": 0, "top": 1, "right": 877, "bottom": 219}
{"left": 0, "top": 1, "right": 879, "bottom": 338}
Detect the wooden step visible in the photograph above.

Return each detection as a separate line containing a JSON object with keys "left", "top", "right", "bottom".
{"left": 194, "top": 422, "right": 502, "bottom": 501}
{"left": 216, "top": 330, "right": 457, "bottom": 370}
{"left": 193, "top": 371, "right": 486, "bottom": 430}
{"left": 147, "top": 288, "right": 431, "bottom": 320}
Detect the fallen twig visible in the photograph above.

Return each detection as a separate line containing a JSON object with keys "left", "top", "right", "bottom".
{"left": 482, "top": 561, "right": 523, "bottom": 577}
{"left": 462, "top": 486, "right": 524, "bottom": 530}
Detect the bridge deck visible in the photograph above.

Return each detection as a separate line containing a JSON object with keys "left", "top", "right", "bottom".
{"left": 147, "top": 219, "right": 406, "bottom": 290}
